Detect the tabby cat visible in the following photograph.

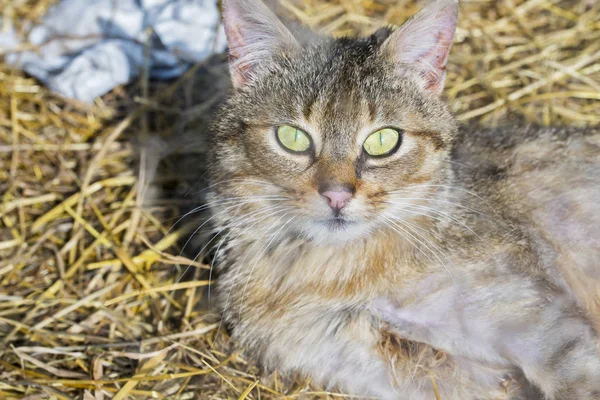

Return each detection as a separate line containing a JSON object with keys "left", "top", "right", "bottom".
{"left": 205, "top": 0, "right": 600, "bottom": 398}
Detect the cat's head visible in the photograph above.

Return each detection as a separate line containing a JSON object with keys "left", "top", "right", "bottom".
{"left": 209, "top": 0, "right": 459, "bottom": 245}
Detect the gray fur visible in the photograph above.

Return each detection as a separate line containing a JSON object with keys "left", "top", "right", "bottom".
{"left": 204, "top": 0, "right": 600, "bottom": 398}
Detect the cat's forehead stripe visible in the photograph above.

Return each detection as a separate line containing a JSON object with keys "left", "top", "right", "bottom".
{"left": 315, "top": 88, "right": 375, "bottom": 155}
{"left": 302, "top": 94, "right": 317, "bottom": 121}
{"left": 367, "top": 100, "right": 378, "bottom": 123}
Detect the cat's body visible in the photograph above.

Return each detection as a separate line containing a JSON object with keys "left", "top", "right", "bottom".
{"left": 206, "top": 0, "right": 600, "bottom": 398}
{"left": 214, "top": 124, "right": 600, "bottom": 399}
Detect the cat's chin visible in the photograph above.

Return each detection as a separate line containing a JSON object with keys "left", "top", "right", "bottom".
{"left": 300, "top": 218, "right": 373, "bottom": 245}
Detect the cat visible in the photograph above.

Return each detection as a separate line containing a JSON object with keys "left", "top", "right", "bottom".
{"left": 204, "top": 0, "right": 600, "bottom": 398}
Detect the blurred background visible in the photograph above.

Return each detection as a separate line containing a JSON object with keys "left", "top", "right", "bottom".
{"left": 0, "top": 0, "right": 599, "bottom": 398}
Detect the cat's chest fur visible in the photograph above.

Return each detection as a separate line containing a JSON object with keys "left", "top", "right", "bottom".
{"left": 221, "top": 229, "right": 423, "bottom": 308}
{"left": 218, "top": 226, "right": 526, "bottom": 399}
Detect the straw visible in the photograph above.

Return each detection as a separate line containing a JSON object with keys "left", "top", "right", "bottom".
{"left": 1, "top": 0, "right": 598, "bottom": 398}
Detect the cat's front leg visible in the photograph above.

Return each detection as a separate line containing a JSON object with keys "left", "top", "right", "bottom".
{"left": 506, "top": 298, "right": 600, "bottom": 400}
{"left": 371, "top": 288, "right": 600, "bottom": 399}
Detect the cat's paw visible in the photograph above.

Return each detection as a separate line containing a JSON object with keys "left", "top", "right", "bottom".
{"left": 369, "top": 298, "right": 433, "bottom": 342}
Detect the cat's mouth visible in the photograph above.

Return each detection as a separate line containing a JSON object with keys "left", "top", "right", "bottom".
{"left": 305, "top": 216, "right": 370, "bottom": 243}
{"left": 322, "top": 217, "right": 354, "bottom": 231}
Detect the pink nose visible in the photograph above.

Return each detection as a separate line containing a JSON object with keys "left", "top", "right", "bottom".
{"left": 320, "top": 190, "right": 353, "bottom": 212}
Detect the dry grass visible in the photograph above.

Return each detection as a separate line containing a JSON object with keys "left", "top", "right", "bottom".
{"left": 0, "top": 0, "right": 599, "bottom": 399}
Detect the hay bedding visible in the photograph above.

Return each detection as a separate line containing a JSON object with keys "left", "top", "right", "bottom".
{"left": 0, "top": 0, "right": 599, "bottom": 398}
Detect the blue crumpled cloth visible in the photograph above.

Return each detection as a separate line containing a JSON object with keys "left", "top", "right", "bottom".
{"left": 0, "top": 0, "right": 226, "bottom": 103}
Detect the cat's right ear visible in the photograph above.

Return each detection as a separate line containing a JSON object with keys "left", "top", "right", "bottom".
{"left": 222, "top": 0, "right": 300, "bottom": 88}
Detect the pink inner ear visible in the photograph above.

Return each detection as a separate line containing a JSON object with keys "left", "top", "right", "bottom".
{"left": 385, "top": 0, "right": 458, "bottom": 95}
{"left": 420, "top": 30, "right": 453, "bottom": 93}
{"left": 222, "top": 0, "right": 299, "bottom": 88}
{"left": 223, "top": 3, "right": 252, "bottom": 87}
{"left": 224, "top": 21, "right": 251, "bottom": 86}
{"left": 432, "top": 30, "right": 452, "bottom": 70}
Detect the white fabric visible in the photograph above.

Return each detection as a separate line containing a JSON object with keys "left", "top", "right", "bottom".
{"left": 0, "top": 0, "right": 226, "bottom": 103}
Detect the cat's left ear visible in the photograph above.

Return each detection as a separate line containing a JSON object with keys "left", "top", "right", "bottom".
{"left": 381, "top": 0, "right": 458, "bottom": 96}
{"left": 222, "top": 0, "right": 300, "bottom": 88}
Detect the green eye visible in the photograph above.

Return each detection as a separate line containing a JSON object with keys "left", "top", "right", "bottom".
{"left": 276, "top": 125, "right": 311, "bottom": 153}
{"left": 363, "top": 128, "right": 401, "bottom": 157}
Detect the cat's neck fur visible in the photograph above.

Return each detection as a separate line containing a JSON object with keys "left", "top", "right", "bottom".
{"left": 222, "top": 184, "right": 469, "bottom": 302}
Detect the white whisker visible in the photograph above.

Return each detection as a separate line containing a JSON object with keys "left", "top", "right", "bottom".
{"left": 385, "top": 196, "right": 485, "bottom": 216}
{"left": 395, "top": 203, "right": 483, "bottom": 241}
{"left": 390, "top": 184, "right": 497, "bottom": 213}
{"left": 166, "top": 195, "right": 291, "bottom": 235}
{"left": 194, "top": 177, "right": 285, "bottom": 195}
{"left": 239, "top": 215, "right": 297, "bottom": 319}
{"left": 209, "top": 208, "right": 296, "bottom": 350}
{"left": 219, "top": 210, "right": 294, "bottom": 331}
{"left": 381, "top": 215, "right": 462, "bottom": 294}
{"left": 178, "top": 197, "right": 292, "bottom": 256}
{"left": 206, "top": 205, "right": 294, "bottom": 302}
